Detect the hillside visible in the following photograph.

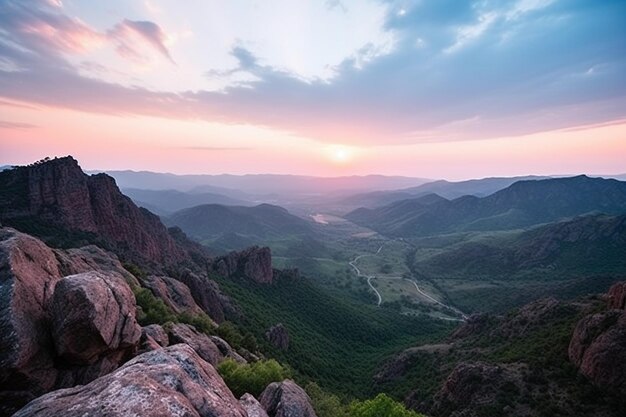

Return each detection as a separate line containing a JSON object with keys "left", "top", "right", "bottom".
{"left": 374, "top": 283, "right": 626, "bottom": 417}
{"left": 346, "top": 176, "right": 626, "bottom": 237}
{"left": 166, "top": 203, "right": 318, "bottom": 252}
{"left": 123, "top": 188, "right": 252, "bottom": 215}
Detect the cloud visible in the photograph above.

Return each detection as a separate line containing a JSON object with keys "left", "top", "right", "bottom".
{"left": 0, "top": 1, "right": 174, "bottom": 68}
{"left": 108, "top": 19, "right": 175, "bottom": 65}
{"left": 0, "top": 0, "right": 625, "bottom": 145}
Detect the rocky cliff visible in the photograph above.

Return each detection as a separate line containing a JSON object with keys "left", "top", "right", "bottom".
{"left": 0, "top": 157, "right": 192, "bottom": 269}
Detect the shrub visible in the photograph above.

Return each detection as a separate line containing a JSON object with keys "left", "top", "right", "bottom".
{"left": 216, "top": 321, "right": 244, "bottom": 348}
{"left": 348, "top": 394, "right": 425, "bottom": 417}
{"left": 218, "top": 358, "right": 290, "bottom": 398}
{"left": 133, "top": 287, "right": 177, "bottom": 325}
{"left": 305, "top": 382, "right": 348, "bottom": 417}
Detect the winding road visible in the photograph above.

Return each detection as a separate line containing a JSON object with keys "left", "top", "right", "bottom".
{"left": 348, "top": 241, "right": 468, "bottom": 321}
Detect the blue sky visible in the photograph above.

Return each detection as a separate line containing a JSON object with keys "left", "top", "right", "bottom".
{"left": 0, "top": 0, "right": 625, "bottom": 177}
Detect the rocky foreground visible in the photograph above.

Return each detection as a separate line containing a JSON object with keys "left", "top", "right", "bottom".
{"left": 0, "top": 227, "right": 316, "bottom": 417}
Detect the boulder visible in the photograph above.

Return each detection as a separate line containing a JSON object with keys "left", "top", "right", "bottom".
{"left": 266, "top": 323, "right": 289, "bottom": 351}
{"left": 13, "top": 344, "right": 248, "bottom": 417}
{"left": 0, "top": 228, "right": 62, "bottom": 413}
{"left": 259, "top": 380, "right": 318, "bottom": 417}
{"left": 50, "top": 271, "right": 141, "bottom": 365}
{"left": 167, "top": 323, "right": 223, "bottom": 365}
{"left": 240, "top": 393, "right": 270, "bottom": 417}
{"left": 142, "top": 274, "right": 205, "bottom": 316}
{"left": 55, "top": 245, "right": 139, "bottom": 287}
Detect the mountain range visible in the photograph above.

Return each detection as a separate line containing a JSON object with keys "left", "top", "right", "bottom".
{"left": 346, "top": 175, "right": 626, "bottom": 237}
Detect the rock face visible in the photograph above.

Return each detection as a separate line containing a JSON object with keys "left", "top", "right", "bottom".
{"left": 569, "top": 281, "right": 626, "bottom": 396}
{"left": 50, "top": 271, "right": 141, "bottom": 364}
{"left": 0, "top": 156, "right": 189, "bottom": 268}
{"left": 142, "top": 274, "right": 205, "bottom": 316}
{"left": 13, "top": 344, "right": 248, "bottom": 417}
{"left": 0, "top": 229, "right": 142, "bottom": 416}
{"left": 259, "top": 380, "right": 318, "bottom": 417}
{"left": 266, "top": 323, "right": 290, "bottom": 351}
{"left": 211, "top": 246, "right": 273, "bottom": 284}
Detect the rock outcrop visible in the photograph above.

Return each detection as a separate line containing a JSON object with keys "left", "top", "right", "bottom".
{"left": 13, "top": 344, "right": 248, "bottom": 417}
{"left": 425, "top": 362, "right": 525, "bottom": 417}
{"left": 142, "top": 274, "right": 206, "bottom": 316}
{"left": 211, "top": 246, "right": 273, "bottom": 284}
{"left": 259, "top": 380, "right": 318, "bottom": 417}
{"left": 50, "top": 271, "right": 141, "bottom": 364}
{"left": 569, "top": 281, "right": 626, "bottom": 396}
{"left": 0, "top": 156, "right": 190, "bottom": 268}
{"left": 177, "top": 269, "right": 228, "bottom": 323}
{"left": 266, "top": 323, "right": 289, "bottom": 351}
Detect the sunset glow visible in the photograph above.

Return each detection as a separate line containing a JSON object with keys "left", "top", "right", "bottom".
{"left": 0, "top": 0, "right": 624, "bottom": 178}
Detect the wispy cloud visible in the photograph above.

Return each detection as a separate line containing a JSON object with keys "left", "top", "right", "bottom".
{"left": 0, "top": 0, "right": 625, "bottom": 145}
{"left": 0, "top": 120, "right": 38, "bottom": 129}
{"left": 108, "top": 19, "right": 175, "bottom": 65}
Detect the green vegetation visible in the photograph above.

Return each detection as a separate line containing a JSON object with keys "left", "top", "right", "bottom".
{"left": 211, "top": 271, "right": 452, "bottom": 397}
{"left": 349, "top": 394, "right": 425, "bottom": 417}
{"left": 218, "top": 358, "right": 290, "bottom": 398}
{"left": 133, "top": 286, "right": 178, "bottom": 325}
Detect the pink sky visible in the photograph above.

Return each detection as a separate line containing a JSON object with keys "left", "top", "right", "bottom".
{"left": 1, "top": 1, "right": 625, "bottom": 179}
{"left": 1, "top": 100, "right": 625, "bottom": 180}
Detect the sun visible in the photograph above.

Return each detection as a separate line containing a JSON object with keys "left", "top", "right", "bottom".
{"left": 328, "top": 145, "right": 353, "bottom": 164}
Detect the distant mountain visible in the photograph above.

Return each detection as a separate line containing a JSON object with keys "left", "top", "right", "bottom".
{"left": 166, "top": 203, "right": 315, "bottom": 245}
{"left": 123, "top": 188, "right": 252, "bottom": 215}
{"left": 0, "top": 165, "right": 14, "bottom": 172}
{"left": 95, "top": 169, "right": 430, "bottom": 196}
{"left": 341, "top": 175, "right": 551, "bottom": 209}
{"left": 346, "top": 176, "right": 626, "bottom": 237}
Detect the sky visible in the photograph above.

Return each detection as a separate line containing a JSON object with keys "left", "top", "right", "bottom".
{"left": 0, "top": 0, "right": 625, "bottom": 179}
